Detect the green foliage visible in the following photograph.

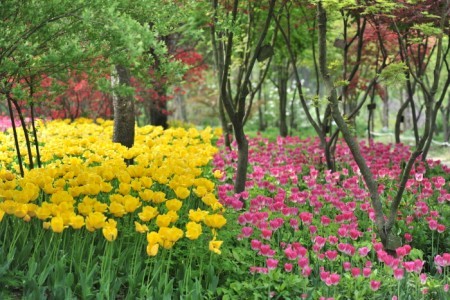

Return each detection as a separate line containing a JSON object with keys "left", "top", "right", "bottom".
{"left": 412, "top": 23, "right": 443, "bottom": 37}
{"left": 0, "top": 0, "right": 188, "bottom": 106}
{"left": 361, "top": 0, "right": 400, "bottom": 15}
{"left": 310, "top": 0, "right": 359, "bottom": 11}
{"left": 378, "top": 62, "right": 408, "bottom": 86}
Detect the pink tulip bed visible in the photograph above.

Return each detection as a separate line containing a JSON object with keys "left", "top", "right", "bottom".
{"left": 212, "top": 134, "right": 450, "bottom": 299}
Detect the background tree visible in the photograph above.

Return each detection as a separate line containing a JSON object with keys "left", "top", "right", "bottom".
{"left": 210, "top": 0, "right": 276, "bottom": 194}
{"left": 316, "top": 0, "right": 450, "bottom": 248}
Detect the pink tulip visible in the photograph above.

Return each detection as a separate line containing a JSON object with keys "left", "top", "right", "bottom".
{"left": 370, "top": 280, "right": 381, "bottom": 291}
{"left": 393, "top": 268, "right": 404, "bottom": 280}
{"left": 351, "top": 267, "right": 360, "bottom": 277}
{"left": 266, "top": 258, "right": 278, "bottom": 270}
{"left": 342, "top": 261, "right": 351, "bottom": 271}
{"left": 284, "top": 263, "right": 293, "bottom": 272}
{"left": 358, "top": 247, "right": 370, "bottom": 257}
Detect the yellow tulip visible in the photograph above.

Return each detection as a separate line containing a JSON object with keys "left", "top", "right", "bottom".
{"left": 102, "top": 225, "right": 118, "bottom": 242}
{"left": 0, "top": 209, "right": 5, "bottom": 222}
{"left": 93, "top": 202, "right": 108, "bottom": 213}
{"left": 128, "top": 164, "right": 145, "bottom": 178}
{"left": 35, "top": 205, "right": 52, "bottom": 220}
{"left": 116, "top": 170, "right": 131, "bottom": 184}
{"left": 166, "top": 211, "right": 179, "bottom": 223}
{"left": 185, "top": 222, "right": 202, "bottom": 240}
{"left": 85, "top": 212, "right": 106, "bottom": 232}
{"left": 213, "top": 127, "right": 223, "bottom": 137}
{"left": 26, "top": 203, "right": 38, "bottom": 217}
{"left": 165, "top": 199, "right": 182, "bottom": 211}
{"left": 204, "top": 214, "right": 227, "bottom": 229}
{"left": 158, "top": 226, "right": 183, "bottom": 249}
{"left": 135, "top": 221, "right": 149, "bottom": 233}
{"left": 123, "top": 195, "right": 141, "bottom": 213}
{"left": 109, "top": 202, "right": 126, "bottom": 217}
{"left": 162, "top": 240, "right": 175, "bottom": 249}
{"left": 138, "top": 206, "right": 159, "bottom": 222}
{"left": 139, "top": 189, "right": 154, "bottom": 202}
{"left": 50, "top": 216, "right": 65, "bottom": 233}
{"left": 70, "top": 215, "right": 85, "bottom": 229}
{"left": 202, "top": 193, "right": 218, "bottom": 207}
{"left": 146, "top": 243, "right": 159, "bottom": 256}
{"left": 188, "top": 208, "right": 209, "bottom": 222}
{"left": 60, "top": 211, "right": 75, "bottom": 225}
{"left": 100, "top": 182, "right": 113, "bottom": 193}
{"left": 210, "top": 201, "right": 224, "bottom": 211}
{"left": 118, "top": 183, "right": 131, "bottom": 195}
{"left": 193, "top": 186, "right": 207, "bottom": 197}
{"left": 84, "top": 183, "right": 101, "bottom": 195}
{"left": 2, "top": 200, "right": 16, "bottom": 214}
{"left": 43, "top": 221, "right": 51, "bottom": 230}
{"left": 68, "top": 186, "right": 82, "bottom": 197}
{"left": 130, "top": 180, "right": 142, "bottom": 191}
{"left": 213, "top": 170, "right": 224, "bottom": 179}
{"left": 152, "top": 191, "right": 167, "bottom": 204}
{"left": 14, "top": 203, "right": 28, "bottom": 218}
{"left": 156, "top": 214, "right": 172, "bottom": 228}
{"left": 209, "top": 238, "right": 223, "bottom": 255}
{"left": 174, "top": 187, "right": 190, "bottom": 200}
{"left": 147, "top": 231, "right": 162, "bottom": 245}
{"left": 194, "top": 178, "right": 215, "bottom": 192}
{"left": 50, "top": 190, "right": 74, "bottom": 205}
{"left": 140, "top": 177, "right": 153, "bottom": 188}
{"left": 77, "top": 202, "right": 93, "bottom": 216}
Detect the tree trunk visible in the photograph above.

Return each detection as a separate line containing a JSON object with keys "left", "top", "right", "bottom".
{"left": 381, "top": 86, "right": 389, "bottom": 130}
{"left": 113, "top": 65, "right": 135, "bottom": 149}
{"left": 442, "top": 101, "right": 450, "bottom": 143}
{"left": 278, "top": 65, "right": 289, "bottom": 137}
{"left": 422, "top": 76, "right": 450, "bottom": 160}
{"left": 233, "top": 124, "right": 248, "bottom": 194}
{"left": 173, "top": 90, "right": 188, "bottom": 122}
{"left": 150, "top": 85, "right": 168, "bottom": 129}
{"left": 317, "top": 2, "right": 388, "bottom": 245}
{"left": 258, "top": 85, "right": 268, "bottom": 132}
{"left": 219, "top": 98, "right": 232, "bottom": 149}
{"left": 395, "top": 97, "right": 409, "bottom": 143}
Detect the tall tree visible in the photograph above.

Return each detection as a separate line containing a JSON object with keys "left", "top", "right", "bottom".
{"left": 210, "top": 0, "right": 276, "bottom": 193}
{"left": 316, "top": 0, "right": 450, "bottom": 247}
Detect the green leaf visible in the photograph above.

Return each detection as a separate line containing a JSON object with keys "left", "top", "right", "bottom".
{"left": 378, "top": 62, "right": 408, "bottom": 86}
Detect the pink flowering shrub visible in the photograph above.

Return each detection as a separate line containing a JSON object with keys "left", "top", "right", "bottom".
{"left": 213, "top": 135, "right": 450, "bottom": 299}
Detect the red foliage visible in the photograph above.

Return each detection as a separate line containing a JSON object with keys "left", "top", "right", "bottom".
{"left": 173, "top": 49, "right": 207, "bottom": 83}
{"left": 2, "top": 48, "right": 207, "bottom": 122}
{"left": 34, "top": 71, "right": 113, "bottom": 120}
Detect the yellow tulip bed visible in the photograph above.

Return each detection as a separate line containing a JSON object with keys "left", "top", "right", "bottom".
{"left": 0, "top": 118, "right": 226, "bottom": 257}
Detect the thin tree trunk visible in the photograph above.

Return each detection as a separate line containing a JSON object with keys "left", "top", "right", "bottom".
{"left": 395, "top": 99, "right": 409, "bottom": 143}
{"left": 381, "top": 86, "right": 389, "bottom": 130}
{"left": 442, "top": 97, "right": 450, "bottom": 143}
{"left": 258, "top": 86, "right": 267, "bottom": 131}
{"left": 30, "top": 103, "right": 41, "bottom": 168}
{"left": 7, "top": 95, "right": 24, "bottom": 177}
{"left": 11, "top": 98, "right": 34, "bottom": 169}
{"left": 422, "top": 74, "right": 450, "bottom": 159}
{"left": 277, "top": 64, "right": 289, "bottom": 137}
{"left": 317, "top": 2, "right": 388, "bottom": 245}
